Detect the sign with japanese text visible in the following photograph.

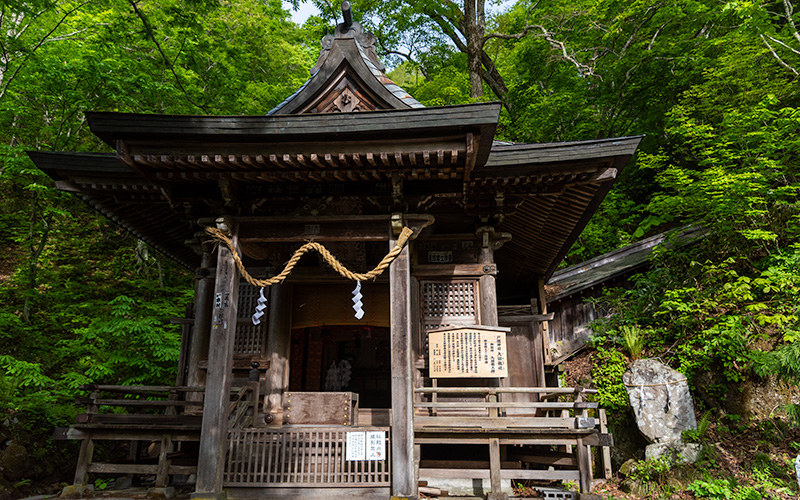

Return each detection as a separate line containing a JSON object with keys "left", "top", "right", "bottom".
{"left": 346, "top": 431, "right": 386, "bottom": 461}
{"left": 345, "top": 432, "right": 365, "bottom": 461}
{"left": 428, "top": 326, "right": 509, "bottom": 378}
{"left": 366, "top": 431, "right": 385, "bottom": 460}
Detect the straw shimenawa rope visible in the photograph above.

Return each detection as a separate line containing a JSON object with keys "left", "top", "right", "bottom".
{"left": 204, "top": 226, "right": 415, "bottom": 287}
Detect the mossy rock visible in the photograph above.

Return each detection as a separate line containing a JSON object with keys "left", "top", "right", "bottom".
{"left": 618, "top": 458, "right": 637, "bottom": 477}
{"left": 620, "top": 478, "right": 650, "bottom": 496}
{"left": 0, "top": 443, "right": 29, "bottom": 482}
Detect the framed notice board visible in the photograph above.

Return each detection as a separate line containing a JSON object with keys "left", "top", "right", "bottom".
{"left": 428, "top": 325, "right": 510, "bottom": 378}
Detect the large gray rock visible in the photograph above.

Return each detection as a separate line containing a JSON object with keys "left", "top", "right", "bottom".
{"left": 623, "top": 358, "right": 697, "bottom": 443}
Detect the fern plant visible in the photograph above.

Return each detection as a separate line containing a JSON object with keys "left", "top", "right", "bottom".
{"left": 620, "top": 325, "right": 646, "bottom": 361}
{"left": 683, "top": 410, "right": 712, "bottom": 443}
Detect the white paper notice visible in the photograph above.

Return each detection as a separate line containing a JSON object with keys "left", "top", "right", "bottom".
{"left": 346, "top": 432, "right": 365, "bottom": 461}
{"left": 366, "top": 431, "right": 385, "bottom": 460}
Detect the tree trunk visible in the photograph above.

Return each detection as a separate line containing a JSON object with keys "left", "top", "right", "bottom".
{"left": 464, "top": 0, "right": 484, "bottom": 98}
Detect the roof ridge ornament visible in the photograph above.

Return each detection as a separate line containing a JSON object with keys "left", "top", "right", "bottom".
{"left": 311, "top": 1, "right": 384, "bottom": 76}
{"left": 342, "top": 1, "right": 352, "bottom": 31}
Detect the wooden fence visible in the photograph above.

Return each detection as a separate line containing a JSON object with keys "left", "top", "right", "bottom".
{"left": 224, "top": 427, "right": 391, "bottom": 487}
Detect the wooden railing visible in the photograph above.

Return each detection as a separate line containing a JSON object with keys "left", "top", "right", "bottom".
{"left": 415, "top": 386, "right": 598, "bottom": 423}
{"left": 413, "top": 386, "right": 610, "bottom": 495}
{"left": 55, "top": 385, "right": 206, "bottom": 491}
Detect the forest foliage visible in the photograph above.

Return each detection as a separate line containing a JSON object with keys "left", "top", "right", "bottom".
{"left": 0, "top": 0, "right": 799, "bottom": 495}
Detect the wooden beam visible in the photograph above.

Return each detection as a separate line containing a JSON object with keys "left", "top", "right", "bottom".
{"left": 239, "top": 219, "right": 390, "bottom": 242}
{"left": 194, "top": 220, "right": 240, "bottom": 498}
{"left": 418, "top": 468, "right": 580, "bottom": 481}
{"left": 200, "top": 214, "right": 434, "bottom": 243}
{"left": 389, "top": 237, "right": 417, "bottom": 500}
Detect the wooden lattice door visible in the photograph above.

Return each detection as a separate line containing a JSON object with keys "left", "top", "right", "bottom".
{"left": 234, "top": 283, "right": 268, "bottom": 364}
{"left": 420, "top": 279, "right": 480, "bottom": 335}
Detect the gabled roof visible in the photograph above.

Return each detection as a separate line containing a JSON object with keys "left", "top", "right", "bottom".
{"left": 545, "top": 225, "right": 705, "bottom": 301}
{"left": 484, "top": 136, "right": 644, "bottom": 286}
{"left": 269, "top": 21, "right": 422, "bottom": 114}
{"left": 27, "top": 15, "right": 643, "bottom": 292}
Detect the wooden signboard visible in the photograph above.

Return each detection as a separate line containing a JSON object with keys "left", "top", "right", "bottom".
{"left": 428, "top": 326, "right": 510, "bottom": 378}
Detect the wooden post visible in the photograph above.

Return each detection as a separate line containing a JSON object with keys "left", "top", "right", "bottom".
{"left": 192, "top": 220, "right": 240, "bottom": 500}
{"left": 187, "top": 251, "right": 216, "bottom": 399}
{"left": 154, "top": 434, "right": 174, "bottom": 488}
{"left": 536, "top": 277, "right": 552, "bottom": 365}
{"left": 73, "top": 433, "right": 94, "bottom": 485}
{"left": 175, "top": 303, "right": 193, "bottom": 387}
{"left": 266, "top": 282, "right": 291, "bottom": 419}
{"left": 488, "top": 437, "right": 506, "bottom": 500}
{"left": 599, "top": 408, "right": 613, "bottom": 479}
{"left": 389, "top": 235, "right": 417, "bottom": 500}
{"left": 576, "top": 436, "right": 592, "bottom": 494}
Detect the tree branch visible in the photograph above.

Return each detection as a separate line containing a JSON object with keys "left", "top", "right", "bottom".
{"left": 760, "top": 34, "right": 799, "bottom": 75}
{"left": 482, "top": 1, "right": 540, "bottom": 43}
{"left": 765, "top": 34, "right": 800, "bottom": 56}
{"left": 127, "top": 0, "right": 210, "bottom": 113}
{"left": 0, "top": 1, "right": 90, "bottom": 103}
{"left": 382, "top": 48, "right": 429, "bottom": 79}
{"left": 429, "top": 13, "right": 468, "bottom": 53}
{"left": 780, "top": 0, "right": 800, "bottom": 46}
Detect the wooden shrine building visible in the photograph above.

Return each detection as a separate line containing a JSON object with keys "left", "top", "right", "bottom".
{"left": 32, "top": 8, "right": 642, "bottom": 500}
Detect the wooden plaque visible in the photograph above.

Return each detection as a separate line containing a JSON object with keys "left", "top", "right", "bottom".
{"left": 428, "top": 326, "right": 510, "bottom": 378}
{"left": 283, "top": 392, "right": 355, "bottom": 425}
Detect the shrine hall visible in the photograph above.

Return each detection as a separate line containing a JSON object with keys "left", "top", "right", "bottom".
{"left": 31, "top": 5, "right": 641, "bottom": 500}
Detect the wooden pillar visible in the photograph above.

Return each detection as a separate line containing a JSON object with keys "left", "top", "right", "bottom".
{"left": 389, "top": 236, "right": 417, "bottom": 500}
{"left": 193, "top": 220, "right": 240, "bottom": 500}
{"left": 536, "top": 277, "right": 552, "bottom": 365}
{"left": 187, "top": 251, "right": 215, "bottom": 394}
{"left": 477, "top": 227, "right": 500, "bottom": 327}
{"left": 265, "top": 282, "right": 291, "bottom": 420}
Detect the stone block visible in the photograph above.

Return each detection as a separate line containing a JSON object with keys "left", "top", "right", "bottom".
{"left": 60, "top": 484, "right": 94, "bottom": 498}
{"left": 418, "top": 478, "right": 513, "bottom": 496}
{"left": 645, "top": 441, "right": 702, "bottom": 464}
{"left": 147, "top": 486, "right": 175, "bottom": 499}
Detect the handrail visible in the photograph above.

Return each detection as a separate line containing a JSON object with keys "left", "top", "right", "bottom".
{"left": 413, "top": 402, "right": 598, "bottom": 409}
{"left": 414, "top": 386, "right": 597, "bottom": 395}
{"left": 78, "top": 384, "right": 205, "bottom": 393}
{"left": 227, "top": 383, "right": 258, "bottom": 429}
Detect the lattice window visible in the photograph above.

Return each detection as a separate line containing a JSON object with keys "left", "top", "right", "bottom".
{"left": 421, "top": 280, "right": 480, "bottom": 332}
{"left": 235, "top": 284, "right": 267, "bottom": 356}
